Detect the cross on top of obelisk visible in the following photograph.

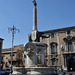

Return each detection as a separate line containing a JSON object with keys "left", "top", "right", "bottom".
{"left": 32, "top": 0, "right": 37, "bottom": 6}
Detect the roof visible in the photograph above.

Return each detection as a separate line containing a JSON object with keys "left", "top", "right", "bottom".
{"left": 41, "top": 26, "right": 75, "bottom": 33}
{"left": 2, "top": 48, "right": 11, "bottom": 52}
{"left": 14, "top": 44, "right": 24, "bottom": 47}
{"left": 2, "top": 44, "right": 24, "bottom": 52}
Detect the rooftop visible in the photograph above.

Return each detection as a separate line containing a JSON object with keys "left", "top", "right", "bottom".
{"left": 42, "top": 26, "right": 75, "bottom": 33}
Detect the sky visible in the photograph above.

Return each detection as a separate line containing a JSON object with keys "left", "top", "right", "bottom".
{"left": 0, "top": 0, "right": 75, "bottom": 49}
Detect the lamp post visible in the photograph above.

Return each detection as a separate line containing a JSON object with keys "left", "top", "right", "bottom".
{"left": 8, "top": 25, "right": 20, "bottom": 74}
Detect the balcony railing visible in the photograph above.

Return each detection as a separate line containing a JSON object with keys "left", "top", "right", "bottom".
{"left": 63, "top": 50, "right": 75, "bottom": 54}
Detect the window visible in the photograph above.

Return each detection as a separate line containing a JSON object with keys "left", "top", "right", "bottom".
{"left": 67, "top": 30, "right": 70, "bottom": 35}
{"left": 51, "top": 33, "right": 54, "bottom": 38}
{"left": 68, "top": 42, "right": 72, "bottom": 51}
{"left": 52, "top": 59, "right": 55, "bottom": 65}
{"left": 51, "top": 45, "right": 55, "bottom": 54}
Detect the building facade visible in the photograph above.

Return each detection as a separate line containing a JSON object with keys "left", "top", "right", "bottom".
{"left": 2, "top": 45, "right": 24, "bottom": 69}
{"left": 39, "top": 26, "right": 75, "bottom": 71}
{"left": 29, "top": 26, "right": 75, "bottom": 71}
{"left": 0, "top": 38, "right": 4, "bottom": 70}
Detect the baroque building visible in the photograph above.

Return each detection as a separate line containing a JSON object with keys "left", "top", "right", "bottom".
{"left": 40, "top": 26, "right": 75, "bottom": 71}
{"left": 29, "top": 26, "right": 75, "bottom": 71}
{"left": 28, "top": 0, "right": 75, "bottom": 71}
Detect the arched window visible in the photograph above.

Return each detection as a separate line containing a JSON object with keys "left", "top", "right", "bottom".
{"left": 63, "top": 35, "right": 73, "bottom": 52}
{"left": 68, "top": 41, "right": 72, "bottom": 51}
{"left": 50, "top": 42, "right": 57, "bottom": 54}
{"left": 51, "top": 44, "right": 55, "bottom": 54}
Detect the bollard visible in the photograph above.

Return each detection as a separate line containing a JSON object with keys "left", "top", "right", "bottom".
{"left": 69, "top": 73, "right": 72, "bottom": 75}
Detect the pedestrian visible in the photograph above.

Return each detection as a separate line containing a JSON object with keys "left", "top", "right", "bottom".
{"left": 55, "top": 66, "right": 57, "bottom": 74}
{"left": 61, "top": 65, "right": 63, "bottom": 72}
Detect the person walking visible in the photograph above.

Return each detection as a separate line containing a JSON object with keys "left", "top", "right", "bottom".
{"left": 55, "top": 66, "right": 57, "bottom": 74}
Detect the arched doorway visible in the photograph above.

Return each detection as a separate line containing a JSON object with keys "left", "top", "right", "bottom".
{"left": 67, "top": 57, "right": 75, "bottom": 71}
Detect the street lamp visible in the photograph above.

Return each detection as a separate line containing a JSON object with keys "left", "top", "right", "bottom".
{"left": 8, "top": 25, "right": 20, "bottom": 74}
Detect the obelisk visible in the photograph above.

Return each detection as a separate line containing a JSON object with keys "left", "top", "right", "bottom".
{"left": 31, "top": 0, "right": 38, "bottom": 42}
{"left": 33, "top": 0, "right": 37, "bottom": 30}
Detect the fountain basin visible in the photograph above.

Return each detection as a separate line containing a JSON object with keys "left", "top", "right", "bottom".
{"left": 25, "top": 67, "right": 55, "bottom": 74}
{"left": 13, "top": 67, "right": 56, "bottom": 74}
{"left": 12, "top": 67, "right": 26, "bottom": 74}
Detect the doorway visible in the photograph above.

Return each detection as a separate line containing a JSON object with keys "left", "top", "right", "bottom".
{"left": 67, "top": 57, "right": 75, "bottom": 71}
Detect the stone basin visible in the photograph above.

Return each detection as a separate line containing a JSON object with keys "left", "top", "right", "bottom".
{"left": 13, "top": 67, "right": 56, "bottom": 74}
{"left": 25, "top": 67, "right": 55, "bottom": 74}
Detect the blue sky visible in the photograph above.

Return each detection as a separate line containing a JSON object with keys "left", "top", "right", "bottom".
{"left": 0, "top": 0, "right": 75, "bottom": 49}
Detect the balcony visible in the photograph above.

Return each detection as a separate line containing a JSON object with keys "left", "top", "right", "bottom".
{"left": 63, "top": 50, "right": 75, "bottom": 55}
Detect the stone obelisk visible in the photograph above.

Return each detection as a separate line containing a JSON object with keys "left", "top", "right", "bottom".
{"left": 31, "top": 0, "right": 38, "bottom": 42}
{"left": 33, "top": 0, "right": 37, "bottom": 30}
